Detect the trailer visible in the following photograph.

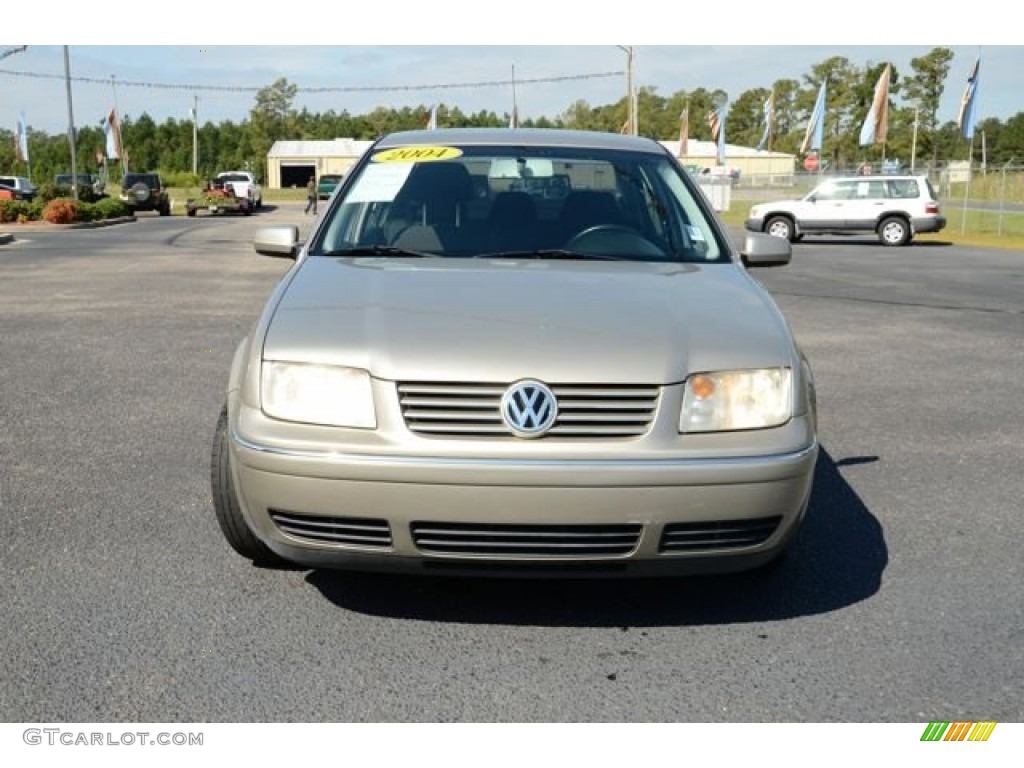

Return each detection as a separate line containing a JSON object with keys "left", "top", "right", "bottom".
{"left": 185, "top": 180, "right": 252, "bottom": 217}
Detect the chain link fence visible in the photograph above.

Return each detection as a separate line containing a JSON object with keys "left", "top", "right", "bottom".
{"left": 731, "top": 165, "right": 1024, "bottom": 238}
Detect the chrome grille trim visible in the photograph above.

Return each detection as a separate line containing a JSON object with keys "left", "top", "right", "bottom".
{"left": 398, "top": 382, "right": 659, "bottom": 438}
{"left": 659, "top": 517, "right": 782, "bottom": 553}
{"left": 269, "top": 510, "right": 392, "bottom": 548}
{"left": 411, "top": 522, "right": 642, "bottom": 557}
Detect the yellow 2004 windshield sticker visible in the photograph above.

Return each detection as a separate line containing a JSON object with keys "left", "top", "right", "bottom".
{"left": 372, "top": 146, "right": 463, "bottom": 163}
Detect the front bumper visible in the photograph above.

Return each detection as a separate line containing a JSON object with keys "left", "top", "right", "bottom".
{"left": 744, "top": 217, "right": 765, "bottom": 232}
{"left": 228, "top": 405, "right": 818, "bottom": 576}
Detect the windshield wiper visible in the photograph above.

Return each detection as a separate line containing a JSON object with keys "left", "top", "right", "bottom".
{"left": 320, "top": 246, "right": 435, "bottom": 258}
{"left": 471, "top": 249, "right": 626, "bottom": 261}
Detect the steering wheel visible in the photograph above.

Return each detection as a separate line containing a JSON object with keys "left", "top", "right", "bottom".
{"left": 566, "top": 224, "right": 637, "bottom": 244}
{"left": 564, "top": 225, "right": 667, "bottom": 258}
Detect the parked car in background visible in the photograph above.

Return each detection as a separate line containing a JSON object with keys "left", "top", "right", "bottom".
{"left": 120, "top": 172, "right": 171, "bottom": 216}
{"left": 216, "top": 171, "right": 262, "bottom": 209}
{"left": 185, "top": 178, "right": 252, "bottom": 217}
{"left": 745, "top": 174, "right": 946, "bottom": 246}
{"left": 316, "top": 173, "right": 344, "bottom": 200}
{"left": 699, "top": 165, "right": 741, "bottom": 183}
{"left": 54, "top": 172, "right": 106, "bottom": 197}
{"left": 55, "top": 172, "right": 99, "bottom": 187}
{"left": 0, "top": 175, "right": 37, "bottom": 201}
{"left": 212, "top": 127, "right": 818, "bottom": 578}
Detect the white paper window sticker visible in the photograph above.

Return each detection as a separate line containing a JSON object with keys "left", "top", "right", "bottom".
{"left": 345, "top": 162, "right": 415, "bottom": 203}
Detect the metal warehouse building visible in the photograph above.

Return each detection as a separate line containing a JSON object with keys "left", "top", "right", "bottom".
{"left": 663, "top": 139, "right": 796, "bottom": 184}
{"left": 266, "top": 139, "right": 375, "bottom": 189}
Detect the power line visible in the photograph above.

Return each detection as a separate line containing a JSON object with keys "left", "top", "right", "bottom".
{"left": 0, "top": 46, "right": 28, "bottom": 62}
{"left": 0, "top": 67, "right": 624, "bottom": 94}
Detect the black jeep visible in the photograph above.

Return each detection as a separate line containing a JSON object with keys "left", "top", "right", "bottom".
{"left": 120, "top": 172, "right": 171, "bottom": 216}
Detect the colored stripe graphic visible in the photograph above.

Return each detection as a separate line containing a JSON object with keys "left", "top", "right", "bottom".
{"left": 970, "top": 722, "right": 997, "bottom": 741}
{"left": 921, "top": 721, "right": 996, "bottom": 741}
{"left": 945, "top": 722, "right": 971, "bottom": 741}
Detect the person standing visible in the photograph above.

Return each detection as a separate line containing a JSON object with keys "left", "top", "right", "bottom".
{"left": 305, "top": 175, "right": 317, "bottom": 215}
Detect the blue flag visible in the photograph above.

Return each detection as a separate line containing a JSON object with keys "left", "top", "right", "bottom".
{"left": 958, "top": 58, "right": 980, "bottom": 140}
{"left": 15, "top": 112, "right": 29, "bottom": 163}
{"left": 756, "top": 92, "right": 774, "bottom": 152}
{"left": 801, "top": 81, "right": 827, "bottom": 155}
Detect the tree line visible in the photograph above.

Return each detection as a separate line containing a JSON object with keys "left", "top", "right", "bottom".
{"left": 3, "top": 47, "right": 1022, "bottom": 184}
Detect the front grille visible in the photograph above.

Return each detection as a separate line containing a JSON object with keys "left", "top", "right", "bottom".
{"left": 411, "top": 522, "right": 642, "bottom": 557}
{"left": 658, "top": 517, "right": 781, "bottom": 553}
{"left": 397, "top": 382, "right": 659, "bottom": 438}
{"left": 269, "top": 510, "right": 392, "bottom": 548}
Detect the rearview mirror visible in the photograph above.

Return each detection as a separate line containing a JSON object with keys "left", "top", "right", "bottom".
{"left": 740, "top": 233, "right": 791, "bottom": 268}
{"left": 254, "top": 226, "right": 299, "bottom": 259}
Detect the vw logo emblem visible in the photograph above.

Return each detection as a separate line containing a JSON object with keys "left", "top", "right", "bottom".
{"left": 501, "top": 380, "right": 558, "bottom": 438}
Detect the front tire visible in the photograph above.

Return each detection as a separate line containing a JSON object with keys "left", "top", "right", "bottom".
{"left": 878, "top": 216, "right": 911, "bottom": 246}
{"left": 211, "top": 406, "right": 282, "bottom": 564}
{"left": 765, "top": 215, "right": 796, "bottom": 243}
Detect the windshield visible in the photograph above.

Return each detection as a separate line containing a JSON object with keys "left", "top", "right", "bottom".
{"left": 309, "top": 143, "right": 728, "bottom": 263}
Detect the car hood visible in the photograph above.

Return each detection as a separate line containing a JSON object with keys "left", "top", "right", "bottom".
{"left": 262, "top": 257, "right": 796, "bottom": 384}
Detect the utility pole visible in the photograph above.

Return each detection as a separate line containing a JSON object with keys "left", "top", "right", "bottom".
{"left": 112, "top": 74, "right": 127, "bottom": 175}
{"left": 617, "top": 46, "right": 637, "bottom": 136}
{"left": 192, "top": 94, "right": 199, "bottom": 176}
{"left": 64, "top": 46, "right": 78, "bottom": 201}
{"left": 910, "top": 107, "right": 919, "bottom": 173}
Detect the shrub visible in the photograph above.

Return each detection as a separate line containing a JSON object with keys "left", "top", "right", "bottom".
{"left": 75, "top": 203, "right": 98, "bottom": 222}
{"left": 43, "top": 198, "right": 79, "bottom": 224}
{"left": 39, "top": 183, "right": 107, "bottom": 204}
{"left": 160, "top": 170, "right": 201, "bottom": 188}
{"left": 0, "top": 200, "right": 37, "bottom": 223}
{"left": 92, "top": 197, "right": 129, "bottom": 219}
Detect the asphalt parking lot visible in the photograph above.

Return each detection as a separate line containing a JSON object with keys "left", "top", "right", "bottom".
{"left": 1, "top": 208, "right": 1022, "bottom": 722}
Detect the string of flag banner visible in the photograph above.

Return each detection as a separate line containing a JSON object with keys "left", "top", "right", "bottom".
{"left": 10, "top": 59, "right": 983, "bottom": 164}
{"left": 0, "top": 67, "right": 623, "bottom": 94}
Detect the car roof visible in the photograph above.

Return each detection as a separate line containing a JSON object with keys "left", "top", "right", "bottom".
{"left": 374, "top": 127, "right": 666, "bottom": 154}
{"left": 829, "top": 175, "right": 926, "bottom": 182}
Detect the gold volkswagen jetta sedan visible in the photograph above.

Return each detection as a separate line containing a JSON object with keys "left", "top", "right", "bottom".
{"left": 212, "top": 128, "right": 818, "bottom": 576}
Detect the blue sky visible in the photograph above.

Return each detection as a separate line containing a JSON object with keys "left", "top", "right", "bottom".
{"left": 4, "top": 6, "right": 1020, "bottom": 135}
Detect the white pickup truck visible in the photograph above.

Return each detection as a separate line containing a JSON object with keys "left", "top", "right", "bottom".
{"left": 215, "top": 171, "right": 262, "bottom": 210}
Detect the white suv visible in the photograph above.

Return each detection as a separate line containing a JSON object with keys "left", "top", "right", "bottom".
{"left": 745, "top": 175, "right": 946, "bottom": 246}
{"left": 0, "top": 175, "right": 37, "bottom": 201}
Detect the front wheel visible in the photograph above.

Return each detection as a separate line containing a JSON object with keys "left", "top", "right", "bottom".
{"left": 878, "top": 216, "right": 911, "bottom": 246}
{"left": 765, "top": 215, "right": 796, "bottom": 242}
{"left": 211, "top": 406, "right": 283, "bottom": 564}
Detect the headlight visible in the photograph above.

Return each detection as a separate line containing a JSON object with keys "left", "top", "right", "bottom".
{"left": 680, "top": 368, "right": 792, "bottom": 433}
{"left": 261, "top": 362, "right": 376, "bottom": 428}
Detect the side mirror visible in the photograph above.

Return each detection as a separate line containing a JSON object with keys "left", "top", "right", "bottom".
{"left": 254, "top": 226, "right": 299, "bottom": 259}
{"left": 741, "top": 232, "right": 791, "bottom": 268}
